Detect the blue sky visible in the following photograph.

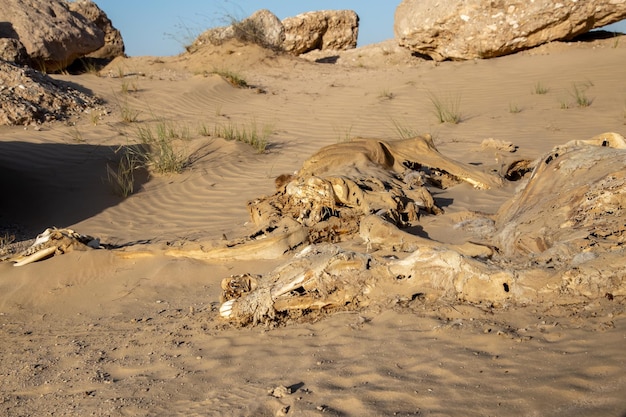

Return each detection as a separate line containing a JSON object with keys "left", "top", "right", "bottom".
{"left": 95, "top": 0, "right": 625, "bottom": 57}
{"left": 96, "top": 1, "right": 394, "bottom": 56}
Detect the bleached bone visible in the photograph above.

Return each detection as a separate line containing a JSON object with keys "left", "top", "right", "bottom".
{"left": 119, "top": 218, "right": 310, "bottom": 262}
{"left": 219, "top": 244, "right": 371, "bottom": 324}
{"left": 8, "top": 227, "right": 100, "bottom": 267}
{"left": 13, "top": 246, "right": 58, "bottom": 267}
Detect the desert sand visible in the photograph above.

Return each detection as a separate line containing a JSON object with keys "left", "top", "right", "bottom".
{"left": 1, "top": 35, "right": 625, "bottom": 416}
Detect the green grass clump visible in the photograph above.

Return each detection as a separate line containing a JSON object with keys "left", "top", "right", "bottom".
{"left": 120, "top": 105, "right": 140, "bottom": 123}
{"left": 427, "top": 91, "right": 462, "bottom": 124}
{"left": 120, "top": 77, "right": 139, "bottom": 94}
{"left": 136, "top": 121, "right": 190, "bottom": 174}
{"left": 212, "top": 69, "right": 249, "bottom": 88}
{"left": 570, "top": 82, "right": 592, "bottom": 108}
{"left": 533, "top": 82, "right": 549, "bottom": 95}
{"left": 378, "top": 89, "right": 394, "bottom": 100}
{"left": 214, "top": 120, "right": 271, "bottom": 152}
{"left": 198, "top": 122, "right": 211, "bottom": 137}
{"left": 115, "top": 96, "right": 140, "bottom": 123}
{"left": 390, "top": 118, "right": 421, "bottom": 139}
{"left": 107, "top": 145, "right": 143, "bottom": 197}
{"left": 106, "top": 120, "right": 190, "bottom": 195}
{"left": 333, "top": 124, "right": 353, "bottom": 143}
{"left": 69, "top": 126, "right": 84, "bottom": 143}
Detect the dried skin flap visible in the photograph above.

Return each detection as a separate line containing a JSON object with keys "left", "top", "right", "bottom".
{"left": 495, "top": 142, "right": 626, "bottom": 263}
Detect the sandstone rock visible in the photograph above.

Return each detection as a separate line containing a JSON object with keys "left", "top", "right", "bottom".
{"left": 0, "top": 0, "right": 104, "bottom": 71}
{"left": 0, "top": 60, "right": 102, "bottom": 126}
{"left": 189, "top": 9, "right": 284, "bottom": 52}
{"left": 282, "top": 10, "right": 359, "bottom": 55}
{"left": 0, "top": 38, "right": 30, "bottom": 66}
{"left": 394, "top": 0, "right": 626, "bottom": 61}
{"left": 68, "top": 0, "right": 125, "bottom": 60}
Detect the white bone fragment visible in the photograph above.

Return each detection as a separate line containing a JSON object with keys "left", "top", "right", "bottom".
{"left": 13, "top": 246, "right": 57, "bottom": 267}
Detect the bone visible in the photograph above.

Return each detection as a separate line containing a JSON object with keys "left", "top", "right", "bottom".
{"left": 13, "top": 246, "right": 58, "bottom": 267}
{"left": 8, "top": 227, "right": 98, "bottom": 266}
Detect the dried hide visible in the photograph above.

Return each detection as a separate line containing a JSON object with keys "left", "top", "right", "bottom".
{"left": 298, "top": 135, "right": 503, "bottom": 189}
{"left": 249, "top": 135, "right": 502, "bottom": 246}
{"left": 494, "top": 133, "right": 626, "bottom": 265}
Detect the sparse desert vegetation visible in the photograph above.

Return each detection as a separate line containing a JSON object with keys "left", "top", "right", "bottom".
{"left": 212, "top": 68, "right": 249, "bottom": 88}
{"left": 136, "top": 121, "right": 190, "bottom": 174}
{"left": 533, "top": 81, "right": 549, "bottom": 95}
{"left": 570, "top": 81, "right": 593, "bottom": 107}
{"left": 427, "top": 91, "right": 462, "bottom": 124}
{"left": 213, "top": 119, "right": 272, "bottom": 152}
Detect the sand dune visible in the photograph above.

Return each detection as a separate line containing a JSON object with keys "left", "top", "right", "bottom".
{"left": 1, "top": 36, "right": 625, "bottom": 416}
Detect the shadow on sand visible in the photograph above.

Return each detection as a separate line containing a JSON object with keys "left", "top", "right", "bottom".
{"left": 0, "top": 141, "right": 149, "bottom": 238}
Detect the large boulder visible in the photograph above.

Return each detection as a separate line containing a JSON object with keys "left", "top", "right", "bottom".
{"left": 394, "top": 0, "right": 626, "bottom": 61}
{"left": 189, "top": 9, "right": 284, "bottom": 52}
{"left": 0, "top": 0, "right": 104, "bottom": 71}
{"left": 282, "top": 10, "right": 359, "bottom": 55}
{"left": 68, "top": 0, "right": 125, "bottom": 60}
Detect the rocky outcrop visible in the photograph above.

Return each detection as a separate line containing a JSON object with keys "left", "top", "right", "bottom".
{"left": 0, "top": 60, "right": 101, "bottom": 126}
{"left": 0, "top": 0, "right": 104, "bottom": 71}
{"left": 69, "top": 0, "right": 125, "bottom": 60}
{"left": 394, "top": 0, "right": 626, "bottom": 61}
{"left": 189, "top": 9, "right": 284, "bottom": 52}
{"left": 189, "top": 9, "right": 360, "bottom": 56}
{"left": 282, "top": 10, "right": 359, "bottom": 55}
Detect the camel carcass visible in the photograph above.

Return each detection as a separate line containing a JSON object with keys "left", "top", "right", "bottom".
{"left": 221, "top": 133, "right": 626, "bottom": 325}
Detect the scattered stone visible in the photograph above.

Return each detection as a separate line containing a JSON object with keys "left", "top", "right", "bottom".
{"left": 268, "top": 385, "right": 292, "bottom": 398}
{"left": 394, "top": 0, "right": 626, "bottom": 60}
{"left": 0, "top": 38, "right": 30, "bottom": 66}
{"left": 0, "top": 61, "right": 102, "bottom": 126}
